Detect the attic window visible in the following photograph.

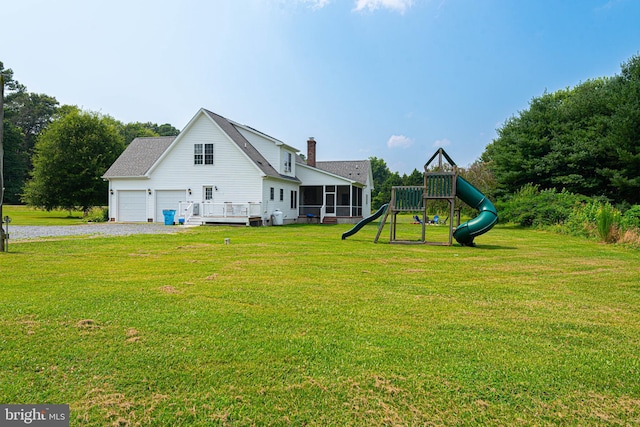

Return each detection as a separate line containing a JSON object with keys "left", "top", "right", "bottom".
{"left": 195, "top": 143, "right": 214, "bottom": 165}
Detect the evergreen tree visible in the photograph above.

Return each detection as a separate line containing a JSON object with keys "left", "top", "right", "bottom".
{"left": 483, "top": 54, "right": 640, "bottom": 204}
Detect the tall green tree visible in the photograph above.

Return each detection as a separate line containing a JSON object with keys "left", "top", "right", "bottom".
{"left": 1, "top": 122, "right": 26, "bottom": 204}
{"left": 369, "top": 156, "right": 393, "bottom": 209}
{"left": 5, "top": 91, "right": 59, "bottom": 145}
{"left": 119, "top": 121, "right": 180, "bottom": 145}
{"left": 369, "top": 156, "right": 391, "bottom": 186}
{"left": 1, "top": 73, "right": 5, "bottom": 251}
{"left": 402, "top": 169, "right": 423, "bottom": 186}
{"left": 459, "top": 160, "right": 497, "bottom": 201}
{"left": 22, "top": 109, "right": 125, "bottom": 212}
{"left": 148, "top": 122, "right": 180, "bottom": 137}
{"left": 605, "top": 55, "right": 640, "bottom": 204}
{"left": 121, "top": 121, "right": 158, "bottom": 145}
{"left": 1, "top": 61, "right": 59, "bottom": 202}
{"left": 483, "top": 53, "right": 640, "bottom": 204}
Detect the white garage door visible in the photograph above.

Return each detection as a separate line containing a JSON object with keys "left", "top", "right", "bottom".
{"left": 118, "top": 190, "right": 147, "bottom": 222}
{"left": 155, "top": 190, "right": 186, "bottom": 223}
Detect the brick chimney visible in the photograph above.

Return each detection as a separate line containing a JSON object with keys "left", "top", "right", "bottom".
{"left": 307, "top": 137, "right": 316, "bottom": 168}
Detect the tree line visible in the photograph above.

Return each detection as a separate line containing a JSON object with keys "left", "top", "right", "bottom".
{"left": 482, "top": 54, "right": 640, "bottom": 206}
{"left": 3, "top": 53, "right": 640, "bottom": 217}
{"left": 370, "top": 54, "right": 640, "bottom": 212}
{"left": 0, "top": 61, "right": 179, "bottom": 209}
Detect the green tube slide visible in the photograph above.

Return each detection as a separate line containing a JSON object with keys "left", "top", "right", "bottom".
{"left": 342, "top": 204, "right": 389, "bottom": 240}
{"left": 453, "top": 176, "right": 498, "bottom": 246}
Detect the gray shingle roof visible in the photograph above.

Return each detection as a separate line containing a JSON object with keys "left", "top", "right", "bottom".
{"left": 103, "top": 110, "right": 301, "bottom": 183}
{"left": 315, "top": 160, "right": 371, "bottom": 185}
{"left": 203, "top": 109, "right": 300, "bottom": 183}
{"left": 103, "top": 136, "right": 176, "bottom": 178}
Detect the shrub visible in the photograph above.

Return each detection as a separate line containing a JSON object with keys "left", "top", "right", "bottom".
{"left": 618, "top": 228, "right": 640, "bottom": 247}
{"left": 622, "top": 205, "right": 640, "bottom": 229}
{"left": 596, "top": 202, "right": 621, "bottom": 243}
{"left": 563, "top": 201, "right": 595, "bottom": 238}
{"left": 497, "top": 184, "right": 585, "bottom": 227}
{"left": 561, "top": 200, "right": 640, "bottom": 246}
{"left": 83, "top": 207, "right": 109, "bottom": 223}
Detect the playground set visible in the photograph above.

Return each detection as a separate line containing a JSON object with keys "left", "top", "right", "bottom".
{"left": 342, "top": 148, "right": 498, "bottom": 246}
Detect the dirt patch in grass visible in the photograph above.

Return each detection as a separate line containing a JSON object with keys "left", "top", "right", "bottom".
{"left": 159, "top": 285, "right": 181, "bottom": 294}
{"left": 125, "top": 328, "right": 141, "bottom": 343}
{"left": 76, "top": 319, "right": 100, "bottom": 330}
{"left": 373, "top": 375, "right": 406, "bottom": 396}
{"left": 14, "top": 315, "right": 40, "bottom": 335}
{"left": 79, "top": 385, "right": 169, "bottom": 426}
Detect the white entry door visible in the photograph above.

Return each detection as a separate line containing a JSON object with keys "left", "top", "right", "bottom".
{"left": 325, "top": 186, "right": 336, "bottom": 216}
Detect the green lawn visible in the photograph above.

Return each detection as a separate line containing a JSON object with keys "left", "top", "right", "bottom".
{"left": 2, "top": 205, "right": 86, "bottom": 225}
{"left": 1, "top": 220, "right": 639, "bottom": 425}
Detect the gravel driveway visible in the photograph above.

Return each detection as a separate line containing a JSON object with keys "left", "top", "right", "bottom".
{"left": 7, "top": 223, "right": 188, "bottom": 240}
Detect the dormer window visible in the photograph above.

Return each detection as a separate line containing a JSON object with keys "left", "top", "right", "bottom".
{"left": 284, "top": 152, "right": 292, "bottom": 173}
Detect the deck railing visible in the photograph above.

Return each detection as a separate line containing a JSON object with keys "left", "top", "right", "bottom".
{"left": 300, "top": 204, "right": 359, "bottom": 222}
{"left": 300, "top": 205, "right": 322, "bottom": 218}
{"left": 178, "top": 201, "right": 194, "bottom": 223}
{"left": 200, "top": 202, "right": 262, "bottom": 218}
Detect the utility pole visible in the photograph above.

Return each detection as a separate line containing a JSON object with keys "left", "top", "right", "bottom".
{"left": 1, "top": 74, "right": 5, "bottom": 252}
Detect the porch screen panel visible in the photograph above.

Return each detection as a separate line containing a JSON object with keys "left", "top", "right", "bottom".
{"left": 352, "top": 187, "right": 363, "bottom": 216}
{"left": 336, "top": 185, "right": 350, "bottom": 217}
{"left": 300, "top": 186, "right": 322, "bottom": 217}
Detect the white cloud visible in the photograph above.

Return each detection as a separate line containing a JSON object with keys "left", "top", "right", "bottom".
{"left": 279, "top": 0, "right": 331, "bottom": 10}
{"left": 306, "top": 0, "right": 331, "bottom": 9}
{"left": 387, "top": 134, "right": 414, "bottom": 148}
{"left": 433, "top": 138, "right": 451, "bottom": 148}
{"left": 353, "top": 0, "right": 413, "bottom": 13}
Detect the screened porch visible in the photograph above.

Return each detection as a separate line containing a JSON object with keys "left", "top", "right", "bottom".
{"left": 299, "top": 185, "right": 363, "bottom": 223}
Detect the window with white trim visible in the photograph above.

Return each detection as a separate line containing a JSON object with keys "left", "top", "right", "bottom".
{"left": 194, "top": 143, "right": 214, "bottom": 165}
{"left": 194, "top": 144, "right": 203, "bottom": 165}
{"left": 279, "top": 188, "right": 284, "bottom": 201}
{"left": 204, "top": 186, "right": 213, "bottom": 201}
{"left": 204, "top": 144, "right": 214, "bottom": 164}
{"left": 284, "top": 152, "right": 292, "bottom": 173}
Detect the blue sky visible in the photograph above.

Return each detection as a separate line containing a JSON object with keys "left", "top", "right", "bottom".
{"left": 3, "top": 0, "right": 640, "bottom": 174}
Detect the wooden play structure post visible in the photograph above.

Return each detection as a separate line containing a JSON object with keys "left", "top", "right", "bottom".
{"left": 374, "top": 148, "right": 459, "bottom": 245}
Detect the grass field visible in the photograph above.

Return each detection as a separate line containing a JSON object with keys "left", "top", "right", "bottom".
{"left": 2, "top": 205, "right": 86, "bottom": 225}
{"left": 1, "top": 212, "right": 639, "bottom": 425}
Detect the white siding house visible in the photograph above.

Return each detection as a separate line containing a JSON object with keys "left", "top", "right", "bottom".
{"left": 103, "top": 108, "right": 373, "bottom": 225}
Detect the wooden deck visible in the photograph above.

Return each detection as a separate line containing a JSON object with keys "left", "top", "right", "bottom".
{"left": 187, "top": 215, "right": 263, "bottom": 226}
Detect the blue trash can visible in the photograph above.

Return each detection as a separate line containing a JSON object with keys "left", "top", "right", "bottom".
{"left": 162, "top": 210, "right": 176, "bottom": 225}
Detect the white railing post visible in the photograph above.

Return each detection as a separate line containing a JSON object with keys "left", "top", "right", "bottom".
{"left": 178, "top": 201, "right": 194, "bottom": 224}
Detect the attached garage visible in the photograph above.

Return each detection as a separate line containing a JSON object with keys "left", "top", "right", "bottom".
{"left": 118, "top": 190, "right": 147, "bottom": 222}
{"left": 155, "top": 190, "right": 187, "bottom": 223}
